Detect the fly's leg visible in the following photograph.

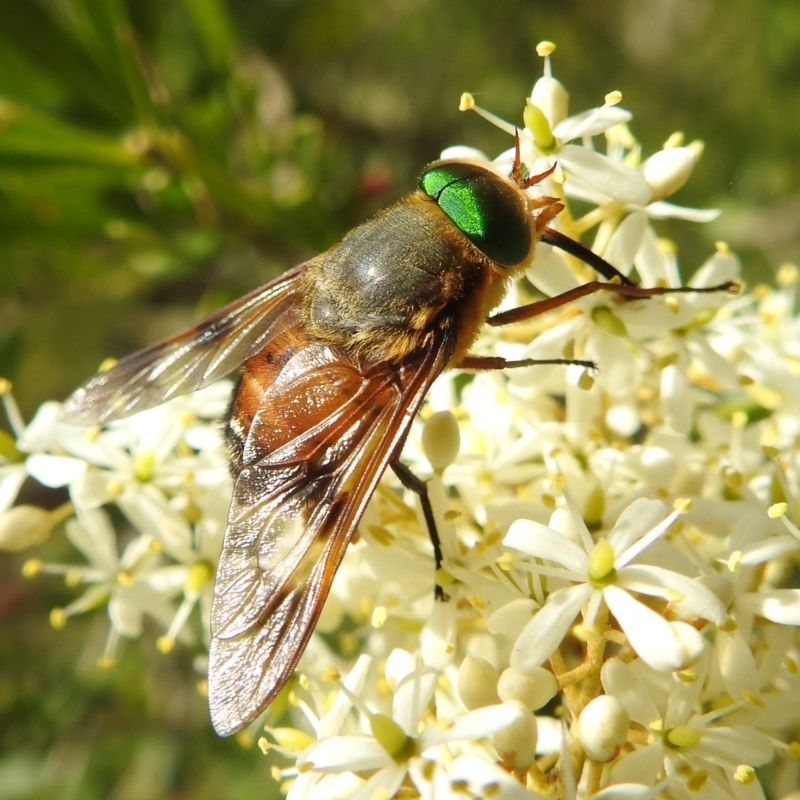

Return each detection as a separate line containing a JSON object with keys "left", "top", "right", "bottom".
{"left": 456, "top": 354, "right": 595, "bottom": 371}
{"left": 488, "top": 279, "right": 738, "bottom": 328}
{"left": 391, "top": 460, "right": 448, "bottom": 601}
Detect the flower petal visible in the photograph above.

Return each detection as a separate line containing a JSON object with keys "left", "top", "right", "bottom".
{"left": 300, "top": 736, "right": 389, "bottom": 772}
{"left": 511, "top": 583, "right": 594, "bottom": 672}
{"left": 504, "top": 519, "right": 589, "bottom": 572}
{"left": 421, "top": 702, "right": 524, "bottom": 749}
{"left": 26, "top": 454, "right": 86, "bottom": 488}
{"left": 559, "top": 145, "right": 652, "bottom": 205}
{"left": 645, "top": 200, "right": 720, "bottom": 222}
{"left": 601, "top": 658, "right": 661, "bottom": 727}
{"left": 348, "top": 765, "right": 408, "bottom": 800}
{"left": 554, "top": 105, "right": 632, "bottom": 141}
{"left": 738, "top": 590, "right": 800, "bottom": 625}
{"left": 487, "top": 598, "right": 539, "bottom": 639}
{"left": 593, "top": 780, "right": 669, "bottom": 800}
{"left": 603, "top": 585, "right": 684, "bottom": 671}
{"left": 616, "top": 565, "right": 726, "bottom": 624}
{"left": 448, "top": 754, "right": 541, "bottom": 799}
{"left": 606, "top": 498, "right": 667, "bottom": 561}
{"left": 692, "top": 726, "right": 774, "bottom": 768}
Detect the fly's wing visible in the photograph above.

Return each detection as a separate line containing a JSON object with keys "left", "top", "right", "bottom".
{"left": 61, "top": 265, "right": 308, "bottom": 425}
{"left": 208, "top": 310, "right": 455, "bottom": 736}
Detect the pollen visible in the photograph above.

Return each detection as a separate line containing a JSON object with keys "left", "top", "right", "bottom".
{"left": 22, "top": 559, "right": 42, "bottom": 578}
{"left": 50, "top": 607, "right": 67, "bottom": 629}
{"left": 536, "top": 41, "right": 556, "bottom": 57}
{"left": 117, "top": 569, "right": 135, "bottom": 587}
{"left": 83, "top": 426, "right": 101, "bottom": 443}
{"left": 686, "top": 770, "right": 709, "bottom": 791}
{"left": 65, "top": 568, "right": 81, "bottom": 587}
{"left": 469, "top": 594, "right": 487, "bottom": 610}
{"left": 663, "top": 131, "right": 685, "bottom": 148}
{"left": 321, "top": 666, "right": 340, "bottom": 683}
{"left": 673, "top": 497, "right": 692, "bottom": 514}
{"left": 496, "top": 552, "right": 514, "bottom": 571}
{"left": 731, "top": 410, "right": 748, "bottom": 429}
{"left": 186, "top": 561, "right": 212, "bottom": 592}
{"left": 733, "top": 765, "right": 756, "bottom": 785}
{"left": 742, "top": 691, "right": 766, "bottom": 708}
{"left": 777, "top": 263, "right": 799, "bottom": 287}
{"left": 727, "top": 551, "right": 743, "bottom": 573}
{"left": 371, "top": 606, "right": 388, "bottom": 628}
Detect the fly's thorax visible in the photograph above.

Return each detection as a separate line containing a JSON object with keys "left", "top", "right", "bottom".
{"left": 303, "top": 194, "right": 500, "bottom": 361}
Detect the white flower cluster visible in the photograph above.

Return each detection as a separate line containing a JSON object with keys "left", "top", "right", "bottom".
{"left": 3, "top": 41, "right": 800, "bottom": 800}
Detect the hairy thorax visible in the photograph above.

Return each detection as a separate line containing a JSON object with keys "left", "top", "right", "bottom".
{"left": 303, "top": 192, "right": 513, "bottom": 365}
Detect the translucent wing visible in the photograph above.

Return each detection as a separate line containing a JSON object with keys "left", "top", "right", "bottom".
{"left": 208, "top": 306, "right": 455, "bottom": 736}
{"left": 61, "top": 265, "right": 308, "bottom": 424}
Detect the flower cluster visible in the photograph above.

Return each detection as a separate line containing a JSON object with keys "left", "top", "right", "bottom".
{"left": 3, "top": 41, "right": 800, "bottom": 800}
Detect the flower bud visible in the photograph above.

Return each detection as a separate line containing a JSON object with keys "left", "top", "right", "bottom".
{"left": 0, "top": 505, "right": 52, "bottom": 551}
{"left": 422, "top": 411, "right": 460, "bottom": 471}
{"left": 642, "top": 143, "right": 701, "bottom": 202}
{"left": 492, "top": 700, "right": 538, "bottom": 770}
{"left": 578, "top": 695, "right": 629, "bottom": 762}
{"left": 457, "top": 655, "right": 500, "bottom": 710}
{"left": 487, "top": 598, "right": 538, "bottom": 638}
{"left": 497, "top": 666, "right": 558, "bottom": 710}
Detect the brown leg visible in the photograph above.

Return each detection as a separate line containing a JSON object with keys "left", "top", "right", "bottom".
{"left": 456, "top": 354, "right": 595, "bottom": 371}
{"left": 488, "top": 279, "right": 738, "bottom": 328}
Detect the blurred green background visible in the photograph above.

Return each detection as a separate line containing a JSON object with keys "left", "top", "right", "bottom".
{"left": 1, "top": 1, "right": 799, "bottom": 798}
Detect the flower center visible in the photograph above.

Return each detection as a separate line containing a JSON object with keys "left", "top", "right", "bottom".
{"left": 370, "top": 714, "right": 415, "bottom": 763}
{"left": 588, "top": 540, "right": 617, "bottom": 586}
{"left": 664, "top": 725, "right": 702, "bottom": 749}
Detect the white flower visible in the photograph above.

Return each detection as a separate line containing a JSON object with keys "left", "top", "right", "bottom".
{"left": 0, "top": 382, "right": 29, "bottom": 516}
{"left": 293, "top": 654, "right": 528, "bottom": 800}
{"left": 503, "top": 498, "right": 726, "bottom": 672}
{"left": 602, "top": 654, "right": 773, "bottom": 800}
{"left": 27, "top": 506, "right": 185, "bottom": 664}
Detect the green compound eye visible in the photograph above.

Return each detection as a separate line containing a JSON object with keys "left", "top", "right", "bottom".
{"left": 419, "top": 162, "right": 532, "bottom": 267}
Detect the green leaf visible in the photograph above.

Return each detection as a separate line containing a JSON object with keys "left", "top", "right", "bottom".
{"left": 182, "top": 0, "right": 238, "bottom": 69}
{"left": 0, "top": 0, "right": 134, "bottom": 122}
{"left": 0, "top": 101, "right": 138, "bottom": 168}
{"left": 76, "top": 0, "right": 159, "bottom": 123}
